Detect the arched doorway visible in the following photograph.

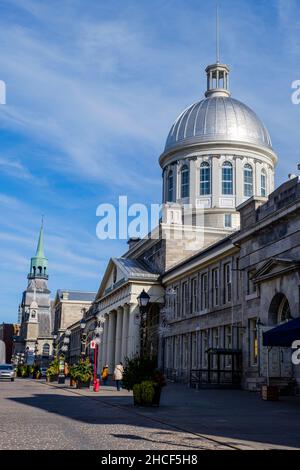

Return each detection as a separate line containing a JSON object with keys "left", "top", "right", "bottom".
{"left": 261, "top": 294, "right": 293, "bottom": 379}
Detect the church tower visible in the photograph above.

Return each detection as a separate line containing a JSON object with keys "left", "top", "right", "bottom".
{"left": 18, "top": 222, "right": 53, "bottom": 365}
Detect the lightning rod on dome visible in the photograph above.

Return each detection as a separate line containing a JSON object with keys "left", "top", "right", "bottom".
{"left": 216, "top": 3, "right": 220, "bottom": 64}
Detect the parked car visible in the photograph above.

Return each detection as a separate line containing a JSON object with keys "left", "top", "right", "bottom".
{"left": 40, "top": 367, "right": 47, "bottom": 378}
{"left": 0, "top": 364, "right": 15, "bottom": 381}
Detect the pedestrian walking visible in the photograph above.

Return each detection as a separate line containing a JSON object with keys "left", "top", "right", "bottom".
{"left": 114, "top": 362, "right": 124, "bottom": 391}
{"left": 101, "top": 365, "right": 109, "bottom": 385}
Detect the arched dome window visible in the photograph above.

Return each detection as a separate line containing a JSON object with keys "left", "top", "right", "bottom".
{"left": 200, "top": 162, "right": 211, "bottom": 195}
{"left": 180, "top": 165, "right": 189, "bottom": 199}
{"left": 244, "top": 164, "right": 253, "bottom": 198}
{"left": 167, "top": 170, "right": 174, "bottom": 202}
{"left": 261, "top": 170, "right": 267, "bottom": 197}
{"left": 222, "top": 162, "right": 233, "bottom": 195}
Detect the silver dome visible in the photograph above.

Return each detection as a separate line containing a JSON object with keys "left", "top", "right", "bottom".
{"left": 165, "top": 97, "right": 272, "bottom": 152}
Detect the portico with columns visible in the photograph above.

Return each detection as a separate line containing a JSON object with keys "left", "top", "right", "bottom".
{"left": 94, "top": 257, "right": 164, "bottom": 373}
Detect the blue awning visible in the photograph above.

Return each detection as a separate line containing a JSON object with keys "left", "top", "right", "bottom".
{"left": 263, "top": 317, "right": 300, "bottom": 347}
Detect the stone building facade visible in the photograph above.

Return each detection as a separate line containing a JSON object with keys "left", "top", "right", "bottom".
{"left": 53, "top": 290, "right": 96, "bottom": 340}
{"left": 92, "top": 57, "right": 300, "bottom": 393}
{"left": 162, "top": 176, "right": 300, "bottom": 390}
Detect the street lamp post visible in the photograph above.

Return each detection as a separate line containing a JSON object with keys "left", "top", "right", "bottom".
{"left": 58, "top": 329, "right": 71, "bottom": 384}
{"left": 80, "top": 316, "right": 87, "bottom": 360}
{"left": 92, "top": 313, "right": 105, "bottom": 392}
{"left": 52, "top": 334, "right": 57, "bottom": 358}
{"left": 137, "top": 290, "right": 150, "bottom": 357}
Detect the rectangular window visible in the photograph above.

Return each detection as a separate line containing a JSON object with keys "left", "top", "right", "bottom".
{"left": 249, "top": 319, "right": 258, "bottom": 366}
{"left": 224, "top": 325, "right": 232, "bottom": 367}
{"left": 224, "top": 263, "right": 232, "bottom": 303}
{"left": 191, "top": 278, "right": 198, "bottom": 313}
{"left": 191, "top": 332, "right": 198, "bottom": 369}
{"left": 224, "top": 214, "right": 232, "bottom": 228}
{"left": 200, "top": 164, "right": 211, "bottom": 195}
{"left": 212, "top": 268, "right": 219, "bottom": 307}
{"left": 181, "top": 282, "right": 189, "bottom": 317}
{"left": 174, "top": 286, "right": 179, "bottom": 318}
{"left": 212, "top": 327, "right": 219, "bottom": 368}
{"left": 236, "top": 258, "right": 240, "bottom": 300}
{"left": 222, "top": 164, "right": 233, "bottom": 195}
{"left": 261, "top": 173, "right": 266, "bottom": 197}
{"left": 182, "top": 335, "right": 188, "bottom": 369}
{"left": 201, "top": 273, "right": 208, "bottom": 310}
{"left": 202, "top": 330, "right": 209, "bottom": 367}
{"left": 247, "top": 270, "right": 256, "bottom": 295}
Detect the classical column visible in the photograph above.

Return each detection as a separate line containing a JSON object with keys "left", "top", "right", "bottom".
{"left": 100, "top": 313, "right": 109, "bottom": 368}
{"left": 107, "top": 311, "right": 116, "bottom": 372}
{"left": 127, "top": 304, "right": 140, "bottom": 358}
{"left": 115, "top": 307, "right": 123, "bottom": 364}
{"left": 121, "top": 304, "right": 129, "bottom": 361}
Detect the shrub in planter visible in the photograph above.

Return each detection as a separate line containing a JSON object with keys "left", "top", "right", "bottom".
{"left": 123, "top": 355, "right": 166, "bottom": 407}
{"left": 46, "top": 357, "right": 60, "bottom": 382}
{"left": 16, "top": 365, "right": 22, "bottom": 377}
{"left": 70, "top": 359, "right": 93, "bottom": 388}
{"left": 133, "top": 381, "right": 155, "bottom": 406}
{"left": 20, "top": 364, "right": 29, "bottom": 378}
{"left": 122, "top": 356, "right": 158, "bottom": 390}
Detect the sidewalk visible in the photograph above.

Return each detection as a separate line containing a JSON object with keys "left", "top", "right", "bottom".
{"left": 41, "top": 379, "right": 300, "bottom": 450}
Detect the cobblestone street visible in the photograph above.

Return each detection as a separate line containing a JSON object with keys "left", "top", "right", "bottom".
{"left": 1, "top": 379, "right": 300, "bottom": 450}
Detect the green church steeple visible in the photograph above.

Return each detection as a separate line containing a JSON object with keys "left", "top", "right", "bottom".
{"left": 28, "top": 220, "right": 48, "bottom": 279}
{"left": 35, "top": 220, "right": 45, "bottom": 258}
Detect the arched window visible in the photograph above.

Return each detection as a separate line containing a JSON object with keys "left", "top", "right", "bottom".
{"left": 279, "top": 298, "right": 291, "bottom": 323}
{"left": 244, "top": 164, "right": 253, "bottom": 197}
{"left": 261, "top": 170, "right": 267, "bottom": 197}
{"left": 167, "top": 170, "right": 174, "bottom": 202}
{"left": 180, "top": 165, "right": 189, "bottom": 198}
{"left": 222, "top": 162, "right": 233, "bottom": 195}
{"left": 200, "top": 162, "right": 211, "bottom": 195}
{"left": 42, "top": 343, "right": 50, "bottom": 356}
{"left": 38, "top": 266, "right": 42, "bottom": 274}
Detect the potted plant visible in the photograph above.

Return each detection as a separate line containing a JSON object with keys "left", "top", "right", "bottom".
{"left": 32, "top": 364, "right": 40, "bottom": 379}
{"left": 71, "top": 359, "right": 93, "bottom": 388}
{"left": 123, "top": 355, "right": 166, "bottom": 407}
{"left": 20, "top": 365, "right": 28, "bottom": 378}
{"left": 69, "top": 364, "right": 77, "bottom": 387}
{"left": 46, "top": 357, "right": 59, "bottom": 382}
{"left": 261, "top": 384, "right": 279, "bottom": 401}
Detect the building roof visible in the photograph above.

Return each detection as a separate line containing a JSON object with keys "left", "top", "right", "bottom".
{"left": 56, "top": 290, "right": 96, "bottom": 302}
{"left": 164, "top": 97, "right": 272, "bottom": 153}
{"left": 113, "top": 257, "right": 160, "bottom": 281}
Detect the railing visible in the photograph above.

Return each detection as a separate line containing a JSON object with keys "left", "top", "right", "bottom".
{"left": 190, "top": 368, "right": 242, "bottom": 388}
{"left": 166, "top": 368, "right": 189, "bottom": 384}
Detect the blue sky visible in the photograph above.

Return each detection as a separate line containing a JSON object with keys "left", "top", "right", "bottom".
{"left": 0, "top": 0, "right": 300, "bottom": 322}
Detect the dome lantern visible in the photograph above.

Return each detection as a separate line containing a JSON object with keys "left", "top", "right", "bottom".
{"left": 205, "top": 63, "right": 230, "bottom": 98}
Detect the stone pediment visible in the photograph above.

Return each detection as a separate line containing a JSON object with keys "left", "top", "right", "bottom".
{"left": 96, "top": 257, "right": 159, "bottom": 300}
{"left": 253, "top": 258, "right": 300, "bottom": 283}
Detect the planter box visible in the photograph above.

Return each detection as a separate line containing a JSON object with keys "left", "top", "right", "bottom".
{"left": 76, "top": 380, "right": 91, "bottom": 389}
{"left": 133, "top": 386, "right": 162, "bottom": 407}
{"left": 70, "top": 378, "right": 76, "bottom": 387}
{"left": 261, "top": 385, "right": 279, "bottom": 401}
{"left": 46, "top": 375, "right": 58, "bottom": 383}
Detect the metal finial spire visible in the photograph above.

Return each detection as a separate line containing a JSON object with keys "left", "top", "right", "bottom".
{"left": 216, "top": 4, "right": 220, "bottom": 64}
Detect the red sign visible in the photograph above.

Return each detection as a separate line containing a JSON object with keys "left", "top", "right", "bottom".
{"left": 90, "top": 340, "right": 96, "bottom": 349}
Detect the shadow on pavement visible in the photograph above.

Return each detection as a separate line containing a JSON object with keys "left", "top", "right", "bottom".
{"left": 7, "top": 381, "right": 300, "bottom": 449}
